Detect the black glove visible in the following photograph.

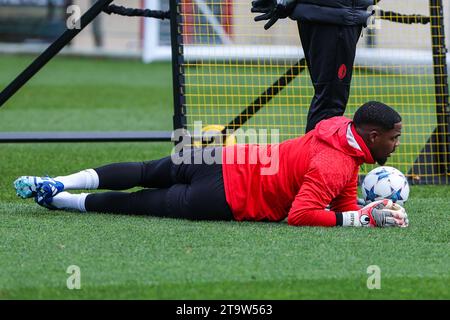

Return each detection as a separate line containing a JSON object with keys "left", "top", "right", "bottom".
{"left": 251, "top": 0, "right": 297, "bottom": 30}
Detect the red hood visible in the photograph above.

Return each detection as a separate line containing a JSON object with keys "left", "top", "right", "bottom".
{"left": 313, "top": 117, "right": 375, "bottom": 165}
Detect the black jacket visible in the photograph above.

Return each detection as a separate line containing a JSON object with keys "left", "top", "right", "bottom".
{"left": 290, "top": 0, "right": 374, "bottom": 26}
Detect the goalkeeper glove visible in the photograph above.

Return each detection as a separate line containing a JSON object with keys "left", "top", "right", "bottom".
{"left": 341, "top": 199, "right": 409, "bottom": 228}
{"left": 251, "top": 0, "right": 297, "bottom": 30}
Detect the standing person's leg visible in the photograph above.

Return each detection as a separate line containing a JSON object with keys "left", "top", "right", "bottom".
{"left": 298, "top": 21, "right": 362, "bottom": 133}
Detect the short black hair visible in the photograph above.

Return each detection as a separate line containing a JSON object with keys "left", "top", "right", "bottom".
{"left": 353, "top": 101, "right": 402, "bottom": 131}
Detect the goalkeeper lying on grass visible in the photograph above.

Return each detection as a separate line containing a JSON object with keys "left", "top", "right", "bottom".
{"left": 14, "top": 101, "right": 408, "bottom": 228}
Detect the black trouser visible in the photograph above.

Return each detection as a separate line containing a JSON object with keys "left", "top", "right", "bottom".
{"left": 85, "top": 148, "right": 234, "bottom": 221}
{"left": 298, "top": 21, "right": 362, "bottom": 133}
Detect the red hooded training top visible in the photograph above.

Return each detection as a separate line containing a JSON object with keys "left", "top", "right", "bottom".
{"left": 221, "top": 116, "right": 375, "bottom": 227}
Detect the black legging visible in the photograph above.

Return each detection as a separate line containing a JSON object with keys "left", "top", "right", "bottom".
{"left": 85, "top": 147, "right": 234, "bottom": 221}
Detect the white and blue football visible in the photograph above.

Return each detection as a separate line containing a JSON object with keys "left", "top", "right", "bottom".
{"left": 361, "top": 166, "right": 410, "bottom": 205}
